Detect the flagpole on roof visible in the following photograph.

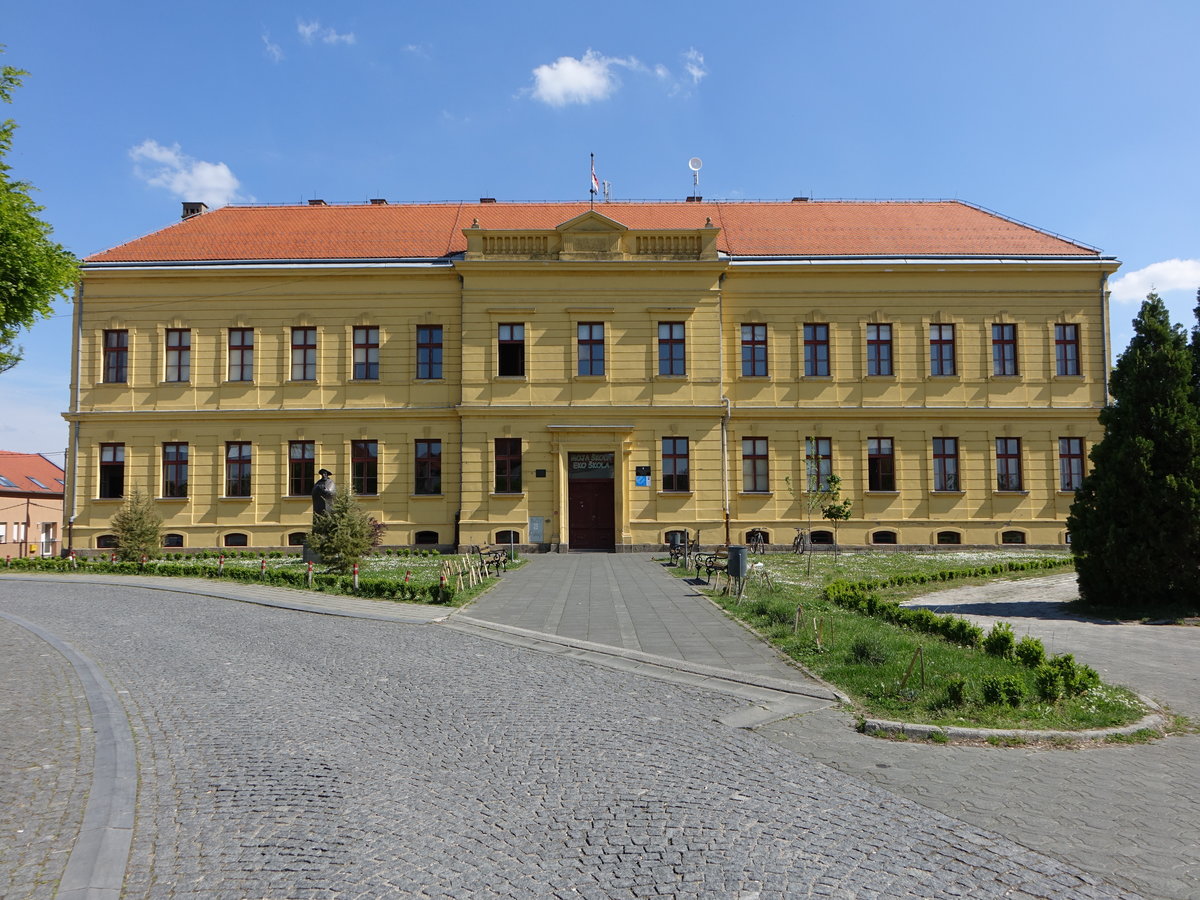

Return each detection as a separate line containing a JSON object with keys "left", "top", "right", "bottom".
{"left": 590, "top": 153, "right": 598, "bottom": 210}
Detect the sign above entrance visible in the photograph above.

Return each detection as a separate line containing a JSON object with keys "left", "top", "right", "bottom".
{"left": 568, "top": 452, "right": 614, "bottom": 480}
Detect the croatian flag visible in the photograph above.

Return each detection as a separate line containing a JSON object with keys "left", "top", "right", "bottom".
{"left": 591, "top": 157, "right": 600, "bottom": 195}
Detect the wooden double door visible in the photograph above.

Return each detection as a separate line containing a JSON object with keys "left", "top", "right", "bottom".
{"left": 567, "top": 452, "right": 615, "bottom": 550}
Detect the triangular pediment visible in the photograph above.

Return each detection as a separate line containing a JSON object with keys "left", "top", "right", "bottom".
{"left": 556, "top": 210, "right": 628, "bottom": 234}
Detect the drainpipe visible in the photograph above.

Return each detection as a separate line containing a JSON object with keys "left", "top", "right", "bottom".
{"left": 67, "top": 281, "right": 83, "bottom": 553}
{"left": 1099, "top": 272, "right": 1111, "bottom": 403}
{"left": 455, "top": 271, "right": 464, "bottom": 551}
{"left": 722, "top": 396, "right": 731, "bottom": 545}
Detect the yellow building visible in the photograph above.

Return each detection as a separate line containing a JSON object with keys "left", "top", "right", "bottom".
{"left": 64, "top": 199, "right": 1118, "bottom": 551}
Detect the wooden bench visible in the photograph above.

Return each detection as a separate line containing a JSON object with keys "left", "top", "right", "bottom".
{"left": 480, "top": 545, "right": 509, "bottom": 575}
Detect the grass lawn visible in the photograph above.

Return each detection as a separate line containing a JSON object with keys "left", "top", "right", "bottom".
{"left": 673, "top": 549, "right": 1151, "bottom": 734}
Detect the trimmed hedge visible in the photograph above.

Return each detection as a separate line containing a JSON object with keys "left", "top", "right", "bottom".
{"left": 1, "top": 556, "right": 457, "bottom": 605}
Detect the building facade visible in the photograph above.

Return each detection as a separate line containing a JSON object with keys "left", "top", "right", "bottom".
{"left": 65, "top": 199, "right": 1118, "bottom": 551}
{"left": 0, "top": 451, "right": 65, "bottom": 557}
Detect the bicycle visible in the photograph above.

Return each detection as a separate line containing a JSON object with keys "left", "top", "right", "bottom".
{"left": 747, "top": 529, "right": 768, "bottom": 555}
{"left": 791, "top": 528, "right": 809, "bottom": 555}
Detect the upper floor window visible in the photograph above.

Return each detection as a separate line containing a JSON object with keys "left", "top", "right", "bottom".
{"left": 806, "top": 436, "right": 832, "bottom": 491}
{"left": 417, "top": 326, "right": 443, "bottom": 379}
{"left": 288, "top": 441, "right": 314, "bottom": 496}
{"left": 577, "top": 323, "right": 605, "bottom": 376}
{"left": 103, "top": 330, "right": 128, "bottom": 383}
{"left": 225, "top": 442, "right": 252, "bottom": 497}
{"left": 162, "top": 442, "right": 188, "bottom": 498}
{"left": 929, "top": 324, "right": 956, "bottom": 376}
{"left": 867, "top": 437, "right": 895, "bottom": 491}
{"left": 291, "top": 327, "right": 317, "bottom": 381}
{"left": 1055, "top": 324, "right": 1080, "bottom": 375}
{"left": 658, "top": 322, "right": 686, "bottom": 376}
{"left": 228, "top": 328, "right": 254, "bottom": 382}
{"left": 741, "top": 324, "right": 768, "bottom": 376}
{"left": 995, "top": 437, "right": 1023, "bottom": 491}
{"left": 353, "top": 327, "right": 379, "bottom": 380}
{"left": 866, "top": 323, "right": 892, "bottom": 376}
{"left": 742, "top": 437, "right": 769, "bottom": 493}
{"left": 352, "top": 439, "right": 378, "bottom": 495}
{"left": 414, "top": 439, "right": 442, "bottom": 495}
{"left": 992, "top": 324, "right": 1018, "bottom": 376}
{"left": 662, "top": 437, "right": 689, "bottom": 492}
{"left": 933, "top": 437, "right": 959, "bottom": 491}
{"left": 803, "top": 323, "right": 830, "bottom": 376}
{"left": 165, "top": 329, "right": 191, "bottom": 382}
{"left": 498, "top": 324, "right": 525, "bottom": 377}
{"left": 494, "top": 438, "right": 522, "bottom": 493}
{"left": 99, "top": 443, "right": 125, "bottom": 498}
{"left": 1059, "top": 437, "right": 1085, "bottom": 491}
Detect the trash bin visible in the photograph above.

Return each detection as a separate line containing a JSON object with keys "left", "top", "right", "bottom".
{"left": 727, "top": 545, "right": 748, "bottom": 579}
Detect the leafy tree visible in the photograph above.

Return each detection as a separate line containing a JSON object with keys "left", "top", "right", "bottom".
{"left": 0, "top": 50, "right": 79, "bottom": 373}
{"left": 1067, "top": 293, "right": 1200, "bottom": 614}
{"left": 1190, "top": 286, "right": 1200, "bottom": 405}
{"left": 110, "top": 488, "right": 162, "bottom": 562}
{"left": 820, "top": 473, "right": 853, "bottom": 562}
{"left": 305, "top": 486, "right": 380, "bottom": 573}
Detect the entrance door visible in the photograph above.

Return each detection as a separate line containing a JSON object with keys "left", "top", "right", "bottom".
{"left": 567, "top": 452, "right": 616, "bottom": 550}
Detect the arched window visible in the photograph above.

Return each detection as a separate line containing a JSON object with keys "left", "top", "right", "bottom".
{"left": 414, "top": 530, "right": 439, "bottom": 545}
{"left": 495, "top": 530, "right": 521, "bottom": 544}
{"left": 223, "top": 533, "right": 249, "bottom": 547}
{"left": 288, "top": 532, "right": 307, "bottom": 546}
{"left": 162, "top": 533, "right": 184, "bottom": 548}
{"left": 810, "top": 530, "right": 834, "bottom": 545}
{"left": 871, "top": 530, "right": 897, "bottom": 545}
{"left": 936, "top": 531, "right": 962, "bottom": 545}
{"left": 96, "top": 534, "right": 118, "bottom": 549}
{"left": 1001, "top": 530, "right": 1026, "bottom": 544}
{"left": 746, "top": 528, "right": 770, "bottom": 544}
{"left": 664, "top": 529, "right": 687, "bottom": 547}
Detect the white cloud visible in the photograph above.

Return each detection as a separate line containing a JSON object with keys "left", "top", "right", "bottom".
{"left": 262, "top": 33, "right": 284, "bottom": 63}
{"left": 682, "top": 48, "right": 707, "bottom": 84}
{"left": 298, "top": 19, "right": 356, "bottom": 46}
{"left": 129, "top": 140, "right": 246, "bottom": 208}
{"left": 531, "top": 50, "right": 637, "bottom": 106}
{"left": 1108, "top": 259, "right": 1200, "bottom": 303}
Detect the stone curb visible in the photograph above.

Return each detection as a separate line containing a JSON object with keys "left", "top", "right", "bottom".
{"left": 0, "top": 609, "right": 136, "bottom": 900}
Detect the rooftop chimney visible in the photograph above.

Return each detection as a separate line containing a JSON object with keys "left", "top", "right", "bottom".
{"left": 181, "top": 201, "right": 208, "bottom": 219}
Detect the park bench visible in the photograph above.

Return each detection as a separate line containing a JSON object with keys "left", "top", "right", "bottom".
{"left": 666, "top": 530, "right": 700, "bottom": 566}
{"left": 696, "top": 546, "right": 729, "bottom": 583}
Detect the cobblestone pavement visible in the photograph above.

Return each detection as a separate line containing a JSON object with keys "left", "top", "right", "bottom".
{"left": 1, "top": 579, "right": 1140, "bottom": 898}
{"left": 0, "top": 616, "right": 92, "bottom": 898}
{"left": 763, "top": 573, "right": 1200, "bottom": 900}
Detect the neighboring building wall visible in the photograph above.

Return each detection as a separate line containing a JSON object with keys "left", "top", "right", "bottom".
{"left": 0, "top": 452, "right": 65, "bottom": 556}
{"left": 65, "top": 204, "right": 1116, "bottom": 551}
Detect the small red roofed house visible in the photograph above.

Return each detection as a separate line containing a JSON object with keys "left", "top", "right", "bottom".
{"left": 0, "top": 451, "right": 65, "bottom": 557}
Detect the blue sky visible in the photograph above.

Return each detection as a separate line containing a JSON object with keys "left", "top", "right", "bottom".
{"left": 3, "top": 0, "right": 1198, "bottom": 459}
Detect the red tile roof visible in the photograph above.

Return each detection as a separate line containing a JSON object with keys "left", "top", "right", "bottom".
{"left": 0, "top": 452, "right": 66, "bottom": 496}
{"left": 84, "top": 200, "right": 1100, "bottom": 264}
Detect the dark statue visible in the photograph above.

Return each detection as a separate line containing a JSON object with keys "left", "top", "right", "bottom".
{"left": 312, "top": 468, "right": 335, "bottom": 521}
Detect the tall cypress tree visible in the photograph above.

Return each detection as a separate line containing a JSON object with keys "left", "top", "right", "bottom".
{"left": 1068, "top": 293, "right": 1200, "bottom": 615}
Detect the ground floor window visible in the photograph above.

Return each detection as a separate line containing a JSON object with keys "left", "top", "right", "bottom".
{"left": 936, "top": 531, "right": 962, "bottom": 545}
{"left": 163, "top": 533, "right": 184, "bottom": 548}
{"left": 810, "top": 530, "right": 834, "bottom": 545}
{"left": 871, "top": 530, "right": 897, "bottom": 544}
{"left": 495, "top": 530, "right": 520, "bottom": 544}
{"left": 1002, "top": 530, "right": 1027, "bottom": 544}
{"left": 415, "top": 530, "right": 439, "bottom": 545}
{"left": 223, "top": 533, "right": 248, "bottom": 547}
{"left": 288, "top": 532, "right": 306, "bottom": 546}
{"left": 97, "top": 534, "right": 118, "bottom": 549}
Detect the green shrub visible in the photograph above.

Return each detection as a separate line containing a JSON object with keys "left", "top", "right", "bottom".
{"left": 945, "top": 677, "right": 968, "bottom": 707}
{"left": 982, "top": 622, "right": 1016, "bottom": 659}
{"left": 1035, "top": 664, "right": 1064, "bottom": 701}
{"left": 1014, "top": 635, "right": 1046, "bottom": 668}
{"left": 848, "top": 637, "right": 888, "bottom": 666}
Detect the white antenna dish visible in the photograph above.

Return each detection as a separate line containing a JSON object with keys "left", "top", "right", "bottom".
{"left": 688, "top": 157, "right": 703, "bottom": 172}
{"left": 688, "top": 157, "right": 702, "bottom": 198}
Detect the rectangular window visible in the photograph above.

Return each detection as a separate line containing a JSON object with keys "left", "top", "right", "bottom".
{"left": 866, "top": 323, "right": 892, "bottom": 376}
{"left": 498, "top": 324, "right": 525, "bottom": 377}
{"left": 742, "top": 437, "right": 769, "bottom": 493}
{"left": 1059, "top": 437, "right": 1085, "bottom": 491}
{"left": 662, "top": 437, "right": 689, "bottom": 492}
{"left": 352, "top": 440, "right": 378, "bottom": 495}
{"left": 867, "top": 437, "right": 895, "bottom": 491}
{"left": 933, "top": 437, "right": 959, "bottom": 491}
{"left": 414, "top": 439, "right": 442, "bottom": 495}
{"left": 929, "top": 323, "right": 956, "bottom": 376}
{"left": 577, "top": 323, "right": 605, "bottom": 376}
{"left": 803, "top": 323, "right": 830, "bottom": 376}
{"left": 164, "top": 329, "right": 191, "bottom": 382}
{"left": 291, "top": 327, "right": 317, "bottom": 381}
{"left": 288, "top": 441, "right": 315, "bottom": 496}
{"left": 99, "top": 443, "right": 125, "bottom": 498}
{"left": 1056, "top": 324, "right": 1080, "bottom": 375}
{"left": 417, "top": 326, "right": 443, "bottom": 379}
{"left": 658, "top": 322, "right": 686, "bottom": 376}
{"left": 996, "top": 437, "right": 1023, "bottom": 491}
{"left": 225, "top": 442, "right": 252, "bottom": 497}
{"left": 0, "top": 523, "right": 5, "bottom": 543}
{"left": 162, "top": 442, "right": 188, "bottom": 498}
{"left": 228, "top": 328, "right": 254, "bottom": 382}
{"left": 353, "top": 327, "right": 380, "bottom": 380}
{"left": 992, "top": 324, "right": 1018, "bottom": 376}
{"left": 103, "top": 330, "right": 128, "bottom": 383}
{"left": 741, "top": 324, "right": 768, "bottom": 376}
{"left": 806, "top": 436, "right": 832, "bottom": 492}
{"left": 494, "top": 438, "right": 522, "bottom": 493}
